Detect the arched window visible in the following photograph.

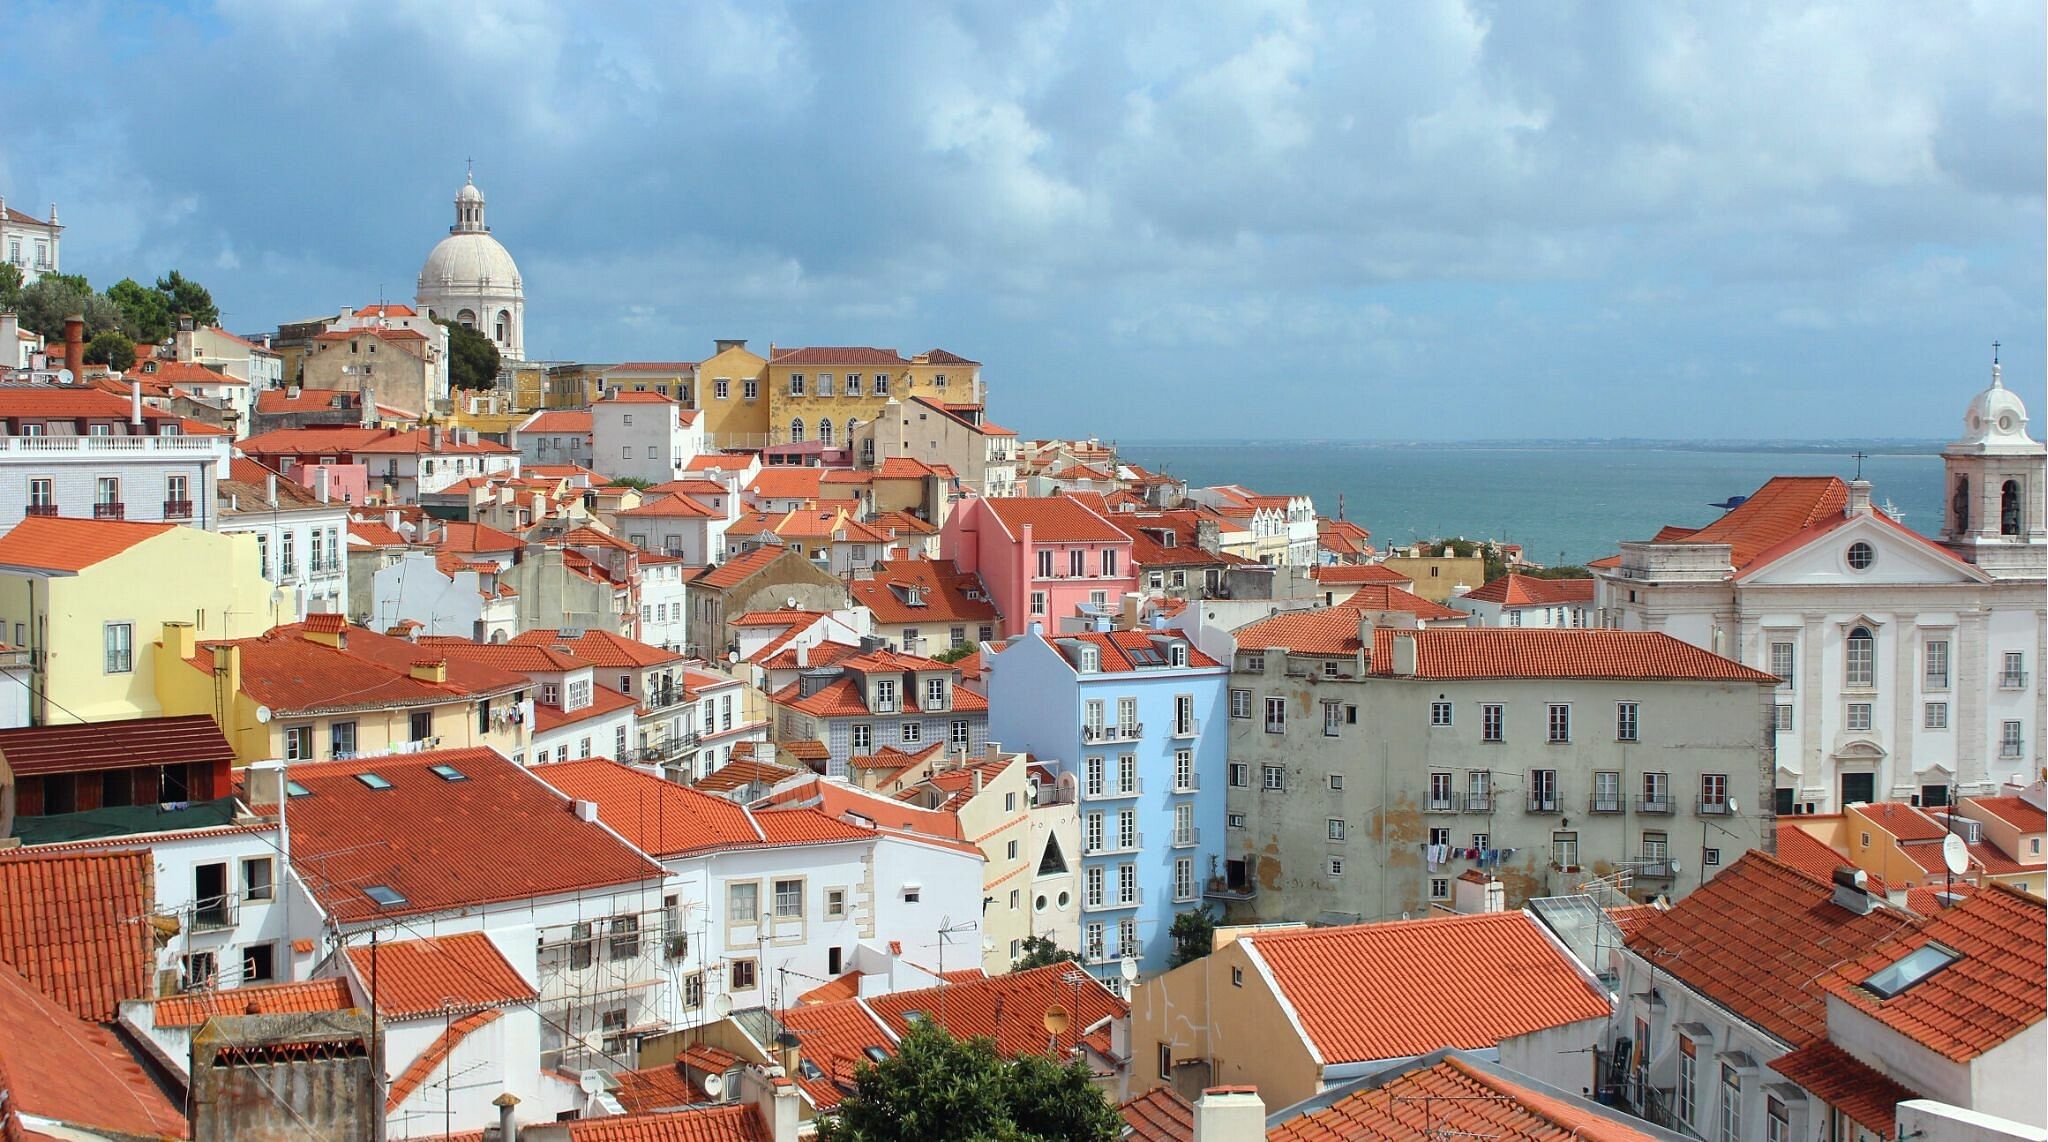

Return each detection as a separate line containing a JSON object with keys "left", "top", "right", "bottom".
{"left": 817, "top": 418, "right": 834, "bottom": 446}
{"left": 2001, "top": 479, "right": 2022, "bottom": 535}
{"left": 1846, "top": 626, "right": 1875, "bottom": 688}
{"left": 456, "top": 308, "right": 477, "bottom": 329}
{"left": 1953, "top": 476, "right": 1970, "bottom": 532}
{"left": 788, "top": 418, "right": 805, "bottom": 443}
{"left": 495, "top": 310, "right": 511, "bottom": 344}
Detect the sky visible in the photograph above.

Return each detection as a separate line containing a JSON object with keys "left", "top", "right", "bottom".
{"left": 4, "top": 1, "right": 2042, "bottom": 441}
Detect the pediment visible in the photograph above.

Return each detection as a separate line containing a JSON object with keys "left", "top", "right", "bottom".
{"left": 1740, "top": 514, "right": 1990, "bottom": 588}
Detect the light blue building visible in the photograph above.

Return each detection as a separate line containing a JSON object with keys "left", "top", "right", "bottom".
{"left": 983, "top": 621, "right": 1230, "bottom": 988}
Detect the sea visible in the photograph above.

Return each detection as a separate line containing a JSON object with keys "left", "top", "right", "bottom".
{"left": 1114, "top": 442, "right": 1946, "bottom": 568}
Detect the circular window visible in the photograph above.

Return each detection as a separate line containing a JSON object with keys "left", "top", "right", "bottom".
{"left": 1847, "top": 542, "right": 1875, "bottom": 570}
{"left": 1034, "top": 895, "right": 1048, "bottom": 913}
{"left": 1999, "top": 414, "right": 2016, "bottom": 432}
{"left": 1056, "top": 891, "right": 1072, "bottom": 909}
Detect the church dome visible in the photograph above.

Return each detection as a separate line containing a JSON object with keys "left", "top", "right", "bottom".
{"left": 415, "top": 170, "right": 526, "bottom": 361}
{"left": 1957, "top": 362, "right": 2034, "bottom": 450}
{"left": 419, "top": 231, "right": 522, "bottom": 294}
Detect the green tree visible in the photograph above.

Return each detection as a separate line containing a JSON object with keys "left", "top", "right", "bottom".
{"left": 931, "top": 645, "right": 975, "bottom": 664}
{"left": 107, "top": 277, "right": 173, "bottom": 342}
{"left": 607, "top": 476, "right": 653, "bottom": 491}
{"left": 1167, "top": 906, "right": 1216, "bottom": 968}
{"left": 1012, "top": 935, "right": 1081, "bottom": 971}
{"left": 819, "top": 1019, "right": 1119, "bottom": 1142}
{"left": 16, "top": 275, "right": 120, "bottom": 340}
{"left": 1525, "top": 564, "right": 1592, "bottom": 580}
{"left": 154, "top": 270, "right": 219, "bottom": 328}
{"left": 83, "top": 331, "right": 136, "bottom": 372}
{"left": 0, "top": 262, "right": 22, "bottom": 310}
{"left": 437, "top": 317, "right": 503, "bottom": 390}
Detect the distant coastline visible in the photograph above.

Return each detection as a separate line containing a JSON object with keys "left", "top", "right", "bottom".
{"left": 1117, "top": 438, "right": 1946, "bottom": 456}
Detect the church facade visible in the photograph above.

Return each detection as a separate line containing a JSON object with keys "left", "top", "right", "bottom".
{"left": 1595, "top": 365, "right": 2046, "bottom": 814}
{"left": 416, "top": 172, "right": 525, "bottom": 362}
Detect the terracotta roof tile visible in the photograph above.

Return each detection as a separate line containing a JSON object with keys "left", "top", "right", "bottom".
{"left": 532, "top": 759, "right": 766, "bottom": 856}
{"left": 510, "top": 628, "right": 685, "bottom": 669}
{"left": 152, "top": 977, "right": 356, "bottom": 1027}
{"left": 771, "top": 675, "right": 987, "bottom": 719}
{"left": 861, "top": 962, "right": 1129, "bottom": 1061}
{"left": 1656, "top": 476, "right": 1846, "bottom": 570}
{"left": 1337, "top": 584, "right": 1467, "bottom": 621}
{"left": 693, "top": 757, "right": 801, "bottom": 794}
{"left": 1851, "top": 801, "right": 1950, "bottom": 842}
{"left": 1119, "top": 1086, "right": 1193, "bottom": 1142}
{"left": 1773, "top": 824, "right": 1889, "bottom": 895}
{"left": 1269, "top": 1054, "right": 1656, "bottom": 1141}
{"left": 614, "top": 1059, "right": 716, "bottom": 1113}
{"left": 1245, "top": 912, "right": 1610, "bottom": 1064}
{"left": 1624, "top": 851, "right": 1920, "bottom": 1045}
{"left": 0, "top": 850, "right": 156, "bottom": 1021}
{"left": 1817, "top": 882, "right": 2044, "bottom": 1061}
{"left": 1769, "top": 1040, "right": 1919, "bottom": 1134}
{"left": 387, "top": 1007, "right": 502, "bottom": 1111}
{"left": 0, "top": 963, "right": 189, "bottom": 1140}
{"left": 775, "top": 999, "right": 895, "bottom": 1110}
{"left": 438, "top": 520, "right": 523, "bottom": 552}
{"left": 0, "top": 714, "right": 233, "bottom": 776}
{"left": 770, "top": 346, "right": 906, "bottom": 366}
{"left": 1965, "top": 794, "right": 2046, "bottom": 834}
{"left": 346, "top": 932, "right": 535, "bottom": 1018}
{"left": 0, "top": 516, "right": 174, "bottom": 573}
{"left": 688, "top": 544, "right": 790, "bottom": 590}
{"left": 283, "top": 748, "right": 664, "bottom": 924}
{"left": 981, "top": 496, "right": 1128, "bottom": 543}
{"left": 1047, "top": 629, "right": 1221, "bottom": 672}
{"left": 549, "top": 1105, "right": 772, "bottom": 1141}
{"left": 191, "top": 623, "right": 527, "bottom": 715}
{"left": 1460, "top": 573, "right": 1597, "bottom": 606}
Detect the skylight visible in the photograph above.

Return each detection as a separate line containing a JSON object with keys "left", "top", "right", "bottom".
{"left": 1861, "top": 942, "right": 1962, "bottom": 999}
{"left": 284, "top": 780, "right": 313, "bottom": 798}
{"left": 863, "top": 1046, "right": 890, "bottom": 1063}
{"left": 355, "top": 773, "right": 393, "bottom": 790}
{"left": 428, "top": 764, "right": 467, "bottom": 782}
{"left": 363, "top": 884, "right": 407, "bottom": 908}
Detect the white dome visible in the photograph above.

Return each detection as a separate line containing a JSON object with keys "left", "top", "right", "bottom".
{"left": 456, "top": 181, "right": 484, "bottom": 204}
{"left": 418, "top": 231, "right": 522, "bottom": 294}
{"left": 1955, "top": 364, "right": 2035, "bottom": 452}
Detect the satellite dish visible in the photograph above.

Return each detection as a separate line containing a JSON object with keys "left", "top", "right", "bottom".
{"left": 728, "top": 650, "right": 741, "bottom": 664}
{"left": 1670, "top": 859, "right": 1681, "bottom": 874}
{"left": 1119, "top": 958, "right": 1139, "bottom": 983}
{"left": 55, "top": 368, "right": 73, "bottom": 385}
{"left": 699, "top": 1072, "right": 725, "bottom": 1097}
{"left": 1942, "top": 833, "right": 1969, "bottom": 875}
{"left": 1041, "top": 1005, "right": 1070, "bottom": 1036}
{"left": 255, "top": 705, "right": 273, "bottom": 724}
{"left": 711, "top": 993, "right": 734, "bottom": 1018}
{"left": 786, "top": 596, "right": 799, "bottom": 609}
{"left": 1726, "top": 799, "right": 1739, "bottom": 816}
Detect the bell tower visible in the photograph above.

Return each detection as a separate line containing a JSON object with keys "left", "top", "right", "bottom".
{"left": 1941, "top": 349, "right": 2047, "bottom": 579}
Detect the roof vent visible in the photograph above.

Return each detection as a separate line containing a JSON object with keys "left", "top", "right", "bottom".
{"left": 1831, "top": 866, "right": 1875, "bottom": 915}
{"left": 572, "top": 799, "right": 600, "bottom": 822}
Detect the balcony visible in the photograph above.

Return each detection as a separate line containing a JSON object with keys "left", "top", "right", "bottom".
{"left": 1168, "top": 719, "right": 1201, "bottom": 739}
{"left": 23, "top": 502, "right": 58, "bottom": 517}
{"left": 1636, "top": 858, "right": 1677, "bottom": 879}
{"left": 1425, "top": 795, "right": 1458, "bottom": 813}
{"left": 2000, "top": 671, "right": 2028, "bottom": 690}
{"left": 1636, "top": 795, "right": 1674, "bottom": 815}
{"left": 1170, "top": 827, "right": 1201, "bottom": 849}
{"left": 92, "top": 502, "right": 126, "bottom": 520}
{"left": 0, "top": 434, "right": 230, "bottom": 458}
{"left": 1465, "top": 793, "right": 1493, "bottom": 813}
{"left": 1205, "top": 876, "right": 1257, "bottom": 901}
{"left": 1099, "top": 888, "right": 1144, "bottom": 909}
{"left": 1097, "top": 833, "right": 1144, "bottom": 855}
{"left": 1082, "top": 723, "right": 1143, "bottom": 744}
{"left": 1588, "top": 795, "right": 1624, "bottom": 814}
{"left": 191, "top": 894, "right": 237, "bottom": 933}
{"left": 1087, "top": 780, "right": 1143, "bottom": 800}
{"left": 1170, "top": 774, "right": 1201, "bottom": 794}
{"left": 1696, "top": 798, "right": 1732, "bottom": 816}
{"left": 163, "top": 498, "right": 194, "bottom": 520}
{"left": 1526, "top": 793, "right": 1560, "bottom": 814}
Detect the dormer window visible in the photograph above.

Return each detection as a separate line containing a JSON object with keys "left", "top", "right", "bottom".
{"left": 1077, "top": 645, "right": 1100, "bottom": 672}
{"left": 1168, "top": 643, "right": 1188, "bottom": 668}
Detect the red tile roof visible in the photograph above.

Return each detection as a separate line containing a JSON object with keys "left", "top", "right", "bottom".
{"left": 1244, "top": 912, "right": 1610, "bottom": 1064}
{"left": 693, "top": 757, "right": 801, "bottom": 794}
{"left": 0, "top": 714, "right": 233, "bottom": 776}
{"left": 622, "top": 493, "right": 722, "bottom": 519}
{"left": 1659, "top": 476, "right": 1848, "bottom": 570}
{"left": 771, "top": 675, "right": 987, "bottom": 719}
{"left": 770, "top": 346, "right": 906, "bottom": 366}
{"left": 0, "top": 850, "right": 156, "bottom": 1022}
{"left": 744, "top": 467, "right": 824, "bottom": 501}
{"left": 439, "top": 520, "right": 523, "bottom": 552}
{"left": 1773, "top": 824, "right": 1889, "bottom": 895}
{"left": 514, "top": 1106, "right": 769, "bottom": 1141}
{"left": 1321, "top": 628, "right": 1771, "bottom": 682}
{"left": 1625, "top": 851, "right": 1921, "bottom": 1046}
{"left": 918, "top": 348, "right": 979, "bottom": 365}
{"left": 1967, "top": 794, "right": 2047, "bottom": 834}
{"left": 0, "top": 963, "right": 189, "bottom": 1140}
{"left": 1852, "top": 800, "right": 1951, "bottom": 842}
{"left": 0, "top": 383, "right": 226, "bottom": 434}
{"left": 1119, "top": 1086, "right": 1194, "bottom": 1142}
{"left": 861, "top": 962, "right": 1129, "bottom": 1062}
{"left": 191, "top": 623, "right": 527, "bottom": 715}
{"left": 1236, "top": 608, "right": 1373, "bottom": 657}
{"left": 346, "top": 931, "right": 536, "bottom": 1018}
{"left": 981, "top": 496, "right": 1128, "bottom": 543}
{"left": 136, "top": 358, "right": 246, "bottom": 387}
{"left": 776, "top": 998, "right": 894, "bottom": 1110}
{"left": 1460, "top": 573, "right": 1597, "bottom": 606}
{"left": 758, "top": 773, "right": 963, "bottom": 838}
{"left": 152, "top": 977, "right": 357, "bottom": 1027}
{"left": 387, "top": 1007, "right": 502, "bottom": 1110}
{"left": 1817, "top": 882, "right": 2044, "bottom": 1061}
{"left": 510, "top": 628, "right": 685, "bottom": 669}
{"left": 0, "top": 516, "right": 174, "bottom": 573}
{"left": 1268, "top": 1054, "right": 1656, "bottom": 1141}
{"left": 1049, "top": 629, "right": 1222, "bottom": 672}
{"left": 752, "top": 806, "right": 885, "bottom": 846}
{"left": 282, "top": 748, "right": 663, "bottom": 923}
{"left": 1337, "top": 584, "right": 1468, "bottom": 621}
{"left": 688, "top": 543, "right": 790, "bottom": 590}
{"left": 532, "top": 759, "right": 767, "bottom": 856}
{"left": 1770, "top": 1040, "right": 1919, "bottom": 1135}
{"left": 614, "top": 1059, "right": 719, "bottom": 1113}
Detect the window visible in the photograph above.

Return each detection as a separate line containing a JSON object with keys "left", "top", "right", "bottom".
{"left": 96, "top": 476, "right": 120, "bottom": 506}
{"left": 1037, "top": 550, "right": 1054, "bottom": 578}
{"left": 1592, "top": 770, "right": 1621, "bottom": 812}
{"left": 1323, "top": 701, "right": 1343, "bottom": 736}
{"left": 1546, "top": 703, "right": 1570, "bottom": 742}
{"left": 1085, "top": 923, "right": 1105, "bottom": 962}
{"left": 851, "top": 723, "right": 872, "bottom": 751}
{"left": 1701, "top": 772, "right": 1729, "bottom": 813}
{"left": 1103, "top": 549, "right": 1118, "bottom": 577}
{"left": 731, "top": 959, "right": 757, "bottom": 990}
{"left": 409, "top": 709, "right": 433, "bottom": 743}
{"left": 1084, "top": 812, "right": 1104, "bottom": 853}
{"left": 1329, "top": 773, "right": 1345, "bottom": 791}
{"left": 1481, "top": 703, "right": 1503, "bottom": 742}
{"left": 1327, "top": 818, "right": 1346, "bottom": 841}
{"left": 1429, "top": 877, "right": 1450, "bottom": 900}
{"left": 1085, "top": 757, "right": 1104, "bottom": 797}
{"left": 1118, "top": 812, "right": 1137, "bottom": 851}
{"left": 1030, "top": 591, "right": 1046, "bottom": 615}
{"left": 1643, "top": 771, "right": 1670, "bottom": 811}
{"left": 1677, "top": 1036, "right": 1697, "bottom": 1124}
{"left": 1924, "top": 701, "right": 1948, "bottom": 729}
{"left": 1228, "top": 763, "right": 1249, "bottom": 788}
{"left": 1528, "top": 768, "right": 1558, "bottom": 811}
{"left": 1430, "top": 701, "right": 1453, "bottom": 727}
{"left": 742, "top": 378, "right": 759, "bottom": 400}
{"left": 900, "top": 721, "right": 922, "bottom": 744}
{"left": 788, "top": 418, "right": 804, "bottom": 442}
{"left": 1230, "top": 689, "right": 1252, "bottom": 718}
{"left": 1773, "top": 704, "right": 1794, "bottom": 732}
{"left": 788, "top": 373, "right": 806, "bottom": 396}
{"left": 242, "top": 943, "right": 276, "bottom": 984}
{"left": 242, "top": 858, "right": 274, "bottom": 901}
{"left": 1264, "top": 697, "right": 1286, "bottom": 734}
{"left": 568, "top": 923, "right": 596, "bottom": 971}
{"left": 1925, "top": 639, "right": 1950, "bottom": 688}
{"left": 2002, "top": 651, "right": 2027, "bottom": 689}
{"left": 774, "top": 878, "right": 804, "bottom": 919}
{"left": 1174, "top": 750, "right": 1194, "bottom": 791}
{"left": 1615, "top": 702, "right": 1639, "bottom": 741}
{"left": 872, "top": 679, "right": 897, "bottom": 712}
{"left": 825, "top": 888, "right": 847, "bottom": 918}
{"left": 1847, "top": 541, "right": 1875, "bottom": 570}
{"left": 1467, "top": 770, "right": 1492, "bottom": 812}
{"left": 1770, "top": 640, "right": 1796, "bottom": 685}
{"left": 27, "top": 477, "right": 52, "bottom": 509}
{"left": 280, "top": 531, "right": 296, "bottom": 575}
{"left": 1847, "top": 702, "right": 1872, "bottom": 731}
{"left": 1069, "top": 548, "right": 1085, "bottom": 577}
{"left": 1717, "top": 1064, "right": 1741, "bottom": 1142}
{"left": 714, "top": 378, "right": 729, "bottom": 399}
{"left": 1428, "top": 771, "right": 1453, "bottom": 811}
{"left": 104, "top": 622, "right": 134, "bottom": 673}
{"left": 1551, "top": 830, "right": 1578, "bottom": 868}
{"left": 283, "top": 725, "right": 314, "bottom": 761}
{"left": 950, "top": 720, "right": 970, "bottom": 749}
{"left": 728, "top": 881, "right": 759, "bottom": 923}
{"left": 1228, "top": 812, "right": 1245, "bottom": 828}
{"left": 608, "top": 915, "right": 641, "bottom": 960}
{"left": 2002, "top": 720, "right": 2024, "bottom": 758}
{"left": 1846, "top": 626, "right": 1875, "bottom": 687}
{"left": 1766, "top": 1097, "right": 1788, "bottom": 1142}
{"left": 182, "top": 950, "right": 216, "bottom": 989}
{"left": 1118, "top": 754, "right": 1137, "bottom": 795}
{"left": 1322, "top": 659, "right": 1341, "bottom": 678}
{"left": 1262, "top": 765, "right": 1285, "bottom": 791}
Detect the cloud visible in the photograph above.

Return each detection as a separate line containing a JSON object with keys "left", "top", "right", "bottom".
{"left": 3, "top": 0, "right": 2039, "bottom": 439}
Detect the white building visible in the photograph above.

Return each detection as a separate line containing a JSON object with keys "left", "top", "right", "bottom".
{"left": 1595, "top": 369, "right": 2046, "bottom": 814}
{"left": 0, "top": 385, "right": 231, "bottom": 536}
{"left": 416, "top": 171, "right": 525, "bottom": 361}
{"left": 1449, "top": 573, "right": 1596, "bottom": 628}
{"left": 369, "top": 549, "right": 519, "bottom": 642}
{"left": 592, "top": 389, "right": 705, "bottom": 485}
{"left": 636, "top": 554, "right": 691, "bottom": 654}
{"left": 218, "top": 461, "right": 350, "bottom": 619}
{"left": 0, "top": 196, "right": 60, "bottom": 282}
{"left": 510, "top": 409, "right": 594, "bottom": 467}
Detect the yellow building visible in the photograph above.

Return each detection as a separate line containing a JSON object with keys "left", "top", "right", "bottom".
{"left": 765, "top": 346, "right": 979, "bottom": 450}
{"left": 155, "top": 617, "right": 529, "bottom": 769}
{"left": 0, "top": 518, "right": 278, "bottom": 725}
{"left": 1380, "top": 552, "right": 1488, "bottom": 601}
{"left": 693, "top": 340, "right": 770, "bottom": 450}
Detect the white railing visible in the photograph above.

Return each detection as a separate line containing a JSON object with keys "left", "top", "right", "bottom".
{"left": 0, "top": 435, "right": 229, "bottom": 456}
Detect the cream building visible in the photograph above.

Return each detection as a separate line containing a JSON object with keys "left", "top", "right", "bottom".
{"left": 417, "top": 170, "right": 525, "bottom": 361}
{"left": 1595, "top": 367, "right": 2046, "bottom": 814}
{"left": 0, "top": 195, "right": 61, "bottom": 282}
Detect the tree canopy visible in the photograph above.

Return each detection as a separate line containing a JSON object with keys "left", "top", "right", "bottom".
{"left": 1167, "top": 907, "right": 1216, "bottom": 968}
{"left": 437, "top": 317, "right": 502, "bottom": 390}
{"left": 8, "top": 268, "right": 220, "bottom": 346}
{"left": 16, "top": 275, "right": 121, "bottom": 341}
{"left": 155, "top": 270, "right": 218, "bottom": 328}
{"left": 107, "top": 278, "right": 173, "bottom": 342}
{"left": 1012, "top": 935, "right": 1082, "bottom": 971}
{"left": 0, "top": 263, "right": 22, "bottom": 310}
{"left": 83, "top": 330, "right": 136, "bottom": 372}
{"left": 818, "top": 1019, "right": 1120, "bottom": 1142}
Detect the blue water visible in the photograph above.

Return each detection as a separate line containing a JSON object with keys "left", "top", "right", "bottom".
{"left": 1116, "top": 443, "right": 1946, "bottom": 567}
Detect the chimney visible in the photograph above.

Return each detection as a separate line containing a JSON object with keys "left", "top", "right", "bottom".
{"left": 796, "top": 642, "right": 809, "bottom": 669}
{"left": 429, "top": 425, "right": 443, "bottom": 450}
{"left": 317, "top": 468, "right": 331, "bottom": 504}
{"left": 572, "top": 799, "right": 599, "bottom": 822}
{"left": 715, "top": 338, "right": 746, "bottom": 354}
{"left": 1847, "top": 478, "right": 1873, "bottom": 517}
{"left": 62, "top": 313, "right": 84, "bottom": 380}
{"left": 1831, "top": 866, "right": 1876, "bottom": 915}
{"left": 972, "top": 768, "right": 985, "bottom": 793}
{"left": 1192, "top": 1087, "right": 1265, "bottom": 1141}
{"left": 174, "top": 314, "right": 195, "bottom": 361}
{"left": 741, "top": 1065, "right": 802, "bottom": 1142}
{"left": 267, "top": 473, "right": 279, "bottom": 507}
{"left": 130, "top": 379, "right": 143, "bottom": 426}
{"left": 162, "top": 621, "right": 197, "bottom": 661}
{"left": 216, "top": 642, "right": 243, "bottom": 701}
{"left": 409, "top": 658, "right": 449, "bottom": 683}
{"left": 492, "top": 1093, "right": 519, "bottom": 1142}
{"left": 0, "top": 311, "right": 18, "bottom": 355}
{"left": 1391, "top": 633, "right": 1418, "bottom": 678}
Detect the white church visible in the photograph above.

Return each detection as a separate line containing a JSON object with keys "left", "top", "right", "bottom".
{"left": 1596, "top": 364, "right": 2045, "bottom": 814}
{"left": 416, "top": 170, "right": 525, "bottom": 361}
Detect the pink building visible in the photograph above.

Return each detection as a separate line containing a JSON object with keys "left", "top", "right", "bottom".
{"left": 941, "top": 495, "right": 1137, "bottom": 630}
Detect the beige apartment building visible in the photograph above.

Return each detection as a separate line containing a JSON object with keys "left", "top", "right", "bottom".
{"left": 1215, "top": 613, "right": 1778, "bottom": 922}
